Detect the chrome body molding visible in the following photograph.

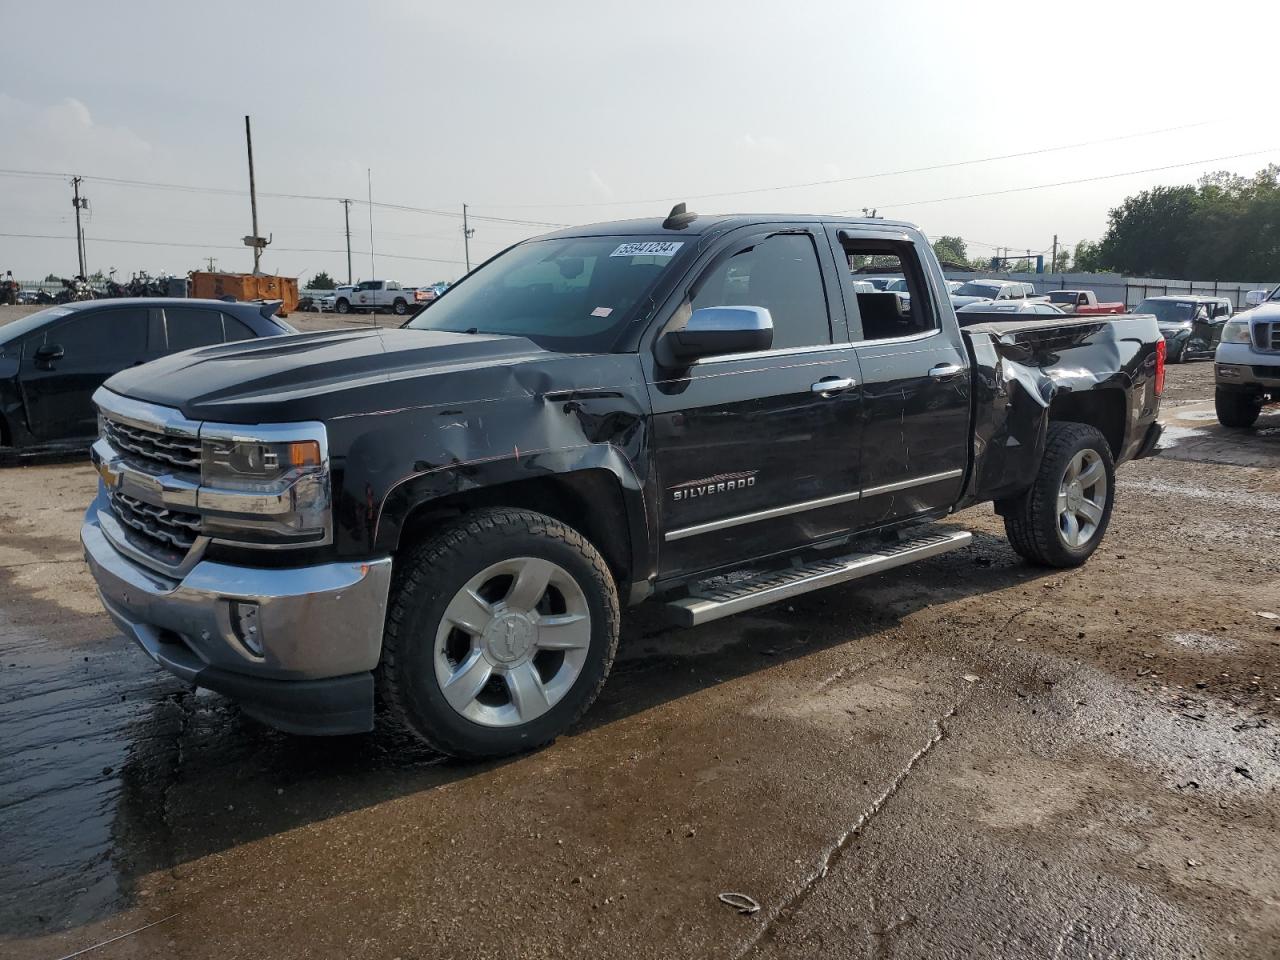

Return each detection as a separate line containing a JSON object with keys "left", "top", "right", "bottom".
{"left": 82, "top": 504, "right": 392, "bottom": 681}
{"left": 860, "top": 468, "right": 964, "bottom": 499}
{"left": 663, "top": 468, "right": 965, "bottom": 542}
{"left": 665, "top": 489, "right": 864, "bottom": 542}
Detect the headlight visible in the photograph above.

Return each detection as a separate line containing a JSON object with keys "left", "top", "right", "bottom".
{"left": 202, "top": 437, "right": 321, "bottom": 489}
{"left": 1219, "top": 320, "right": 1251, "bottom": 344}
{"left": 199, "top": 424, "right": 331, "bottom": 546}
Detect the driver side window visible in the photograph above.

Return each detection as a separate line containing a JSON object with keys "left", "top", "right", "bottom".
{"left": 690, "top": 233, "right": 831, "bottom": 351}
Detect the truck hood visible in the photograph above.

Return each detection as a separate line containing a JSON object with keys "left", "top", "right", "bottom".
{"left": 103, "top": 327, "right": 550, "bottom": 423}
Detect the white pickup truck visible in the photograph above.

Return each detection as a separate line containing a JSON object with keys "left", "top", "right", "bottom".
{"left": 335, "top": 280, "right": 416, "bottom": 316}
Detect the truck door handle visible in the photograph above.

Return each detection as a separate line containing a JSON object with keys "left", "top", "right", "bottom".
{"left": 928, "top": 363, "right": 963, "bottom": 380}
{"left": 811, "top": 376, "right": 858, "bottom": 395}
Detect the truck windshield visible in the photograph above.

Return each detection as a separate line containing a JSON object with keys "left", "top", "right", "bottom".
{"left": 1135, "top": 299, "right": 1194, "bottom": 324}
{"left": 408, "top": 236, "right": 687, "bottom": 352}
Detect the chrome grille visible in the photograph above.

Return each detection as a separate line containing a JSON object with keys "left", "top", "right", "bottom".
{"left": 1252, "top": 321, "right": 1280, "bottom": 352}
{"left": 102, "top": 416, "right": 202, "bottom": 473}
{"left": 109, "top": 490, "right": 201, "bottom": 552}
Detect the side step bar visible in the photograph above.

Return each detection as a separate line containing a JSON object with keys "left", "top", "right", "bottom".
{"left": 664, "top": 530, "right": 972, "bottom": 627}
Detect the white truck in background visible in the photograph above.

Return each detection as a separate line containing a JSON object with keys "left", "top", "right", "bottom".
{"left": 335, "top": 280, "right": 416, "bottom": 316}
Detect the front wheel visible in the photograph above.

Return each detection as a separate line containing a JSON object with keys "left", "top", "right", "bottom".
{"left": 1002, "top": 422, "right": 1116, "bottom": 568}
{"left": 378, "top": 508, "right": 620, "bottom": 758}
{"left": 335, "top": 298, "right": 350, "bottom": 314}
{"left": 1215, "top": 388, "right": 1261, "bottom": 428}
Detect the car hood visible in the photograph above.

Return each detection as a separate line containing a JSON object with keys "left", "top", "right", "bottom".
{"left": 102, "top": 327, "right": 552, "bottom": 423}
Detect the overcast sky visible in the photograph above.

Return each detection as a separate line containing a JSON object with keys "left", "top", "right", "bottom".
{"left": 2, "top": 0, "right": 1278, "bottom": 284}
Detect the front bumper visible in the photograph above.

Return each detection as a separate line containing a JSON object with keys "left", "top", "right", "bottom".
{"left": 1215, "top": 361, "right": 1280, "bottom": 392}
{"left": 82, "top": 504, "right": 393, "bottom": 735}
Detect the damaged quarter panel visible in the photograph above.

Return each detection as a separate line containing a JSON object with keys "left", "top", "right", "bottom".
{"left": 957, "top": 314, "right": 1162, "bottom": 507}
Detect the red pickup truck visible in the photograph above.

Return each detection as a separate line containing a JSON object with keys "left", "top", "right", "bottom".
{"left": 1047, "top": 290, "right": 1125, "bottom": 315}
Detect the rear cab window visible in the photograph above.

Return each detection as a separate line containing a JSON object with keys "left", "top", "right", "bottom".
{"left": 837, "top": 235, "right": 939, "bottom": 342}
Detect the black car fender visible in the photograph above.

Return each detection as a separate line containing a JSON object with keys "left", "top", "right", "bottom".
{"left": 369, "top": 443, "right": 651, "bottom": 588}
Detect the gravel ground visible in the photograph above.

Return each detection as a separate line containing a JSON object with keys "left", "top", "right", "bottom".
{"left": 0, "top": 306, "right": 1277, "bottom": 959}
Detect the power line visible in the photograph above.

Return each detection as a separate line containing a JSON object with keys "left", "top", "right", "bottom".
{"left": 0, "top": 168, "right": 566, "bottom": 228}
{"left": 852, "top": 146, "right": 1280, "bottom": 212}
{"left": 0, "top": 232, "right": 466, "bottom": 265}
{"left": 469, "top": 121, "right": 1215, "bottom": 209}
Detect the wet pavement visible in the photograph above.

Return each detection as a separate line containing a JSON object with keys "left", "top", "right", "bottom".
{"left": 1, "top": 358, "right": 1278, "bottom": 959}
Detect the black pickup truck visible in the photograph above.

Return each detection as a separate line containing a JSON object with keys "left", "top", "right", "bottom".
{"left": 82, "top": 210, "right": 1164, "bottom": 757}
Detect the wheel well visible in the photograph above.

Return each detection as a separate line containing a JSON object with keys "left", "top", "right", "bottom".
{"left": 1049, "top": 389, "right": 1125, "bottom": 458}
{"left": 396, "top": 470, "right": 633, "bottom": 586}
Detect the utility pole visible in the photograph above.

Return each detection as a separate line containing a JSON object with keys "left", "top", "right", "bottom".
{"left": 462, "top": 203, "right": 475, "bottom": 272}
{"left": 243, "top": 115, "right": 270, "bottom": 273}
{"left": 342, "top": 199, "right": 353, "bottom": 284}
{"left": 71, "top": 176, "right": 88, "bottom": 278}
{"left": 1051, "top": 234, "right": 1059, "bottom": 274}
{"left": 205, "top": 256, "right": 217, "bottom": 272}
{"left": 367, "top": 169, "right": 376, "bottom": 279}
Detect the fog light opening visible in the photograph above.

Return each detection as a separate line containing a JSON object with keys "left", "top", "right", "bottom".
{"left": 230, "top": 601, "right": 264, "bottom": 658}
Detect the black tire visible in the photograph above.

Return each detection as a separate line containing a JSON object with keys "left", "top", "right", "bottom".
{"left": 1215, "top": 388, "right": 1261, "bottom": 429}
{"left": 392, "top": 298, "right": 407, "bottom": 315}
{"left": 336, "top": 298, "right": 350, "bottom": 314}
{"left": 378, "top": 508, "right": 620, "bottom": 758}
{"left": 1002, "top": 421, "right": 1116, "bottom": 568}
{"left": 1169, "top": 340, "right": 1186, "bottom": 363}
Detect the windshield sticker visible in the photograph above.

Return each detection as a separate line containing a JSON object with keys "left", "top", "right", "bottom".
{"left": 590, "top": 306, "right": 613, "bottom": 318}
{"left": 609, "top": 241, "right": 684, "bottom": 258}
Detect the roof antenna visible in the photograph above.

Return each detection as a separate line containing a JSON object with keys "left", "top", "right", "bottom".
{"left": 662, "top": 202, "right": 697, "bottom": 230}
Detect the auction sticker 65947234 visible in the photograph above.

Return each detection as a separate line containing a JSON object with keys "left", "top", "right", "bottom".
{"left": 610, "top": 241, "right": 684, "bottom": 258}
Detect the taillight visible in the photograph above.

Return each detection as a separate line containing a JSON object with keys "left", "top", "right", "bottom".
{"left": 1154, "top": 338, "right": 1166, "bottom": 396}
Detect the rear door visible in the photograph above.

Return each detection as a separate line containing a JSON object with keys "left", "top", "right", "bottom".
{"left": 827, "top": 225, "right": 971, "bottom": 529}
{"left": 21, "top": 307, "right": 149, "bottom": 441}
{"left": 646, "top": 225, "right": 864, "bottom": 582}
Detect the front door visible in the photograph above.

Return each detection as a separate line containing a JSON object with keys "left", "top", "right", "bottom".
{"left": 647, "top": 227, "right": 864, "bottom": 583}
{"left": 828, "top": 227, "right": 971, "bottom": 529}
{"left": 21, "top": 307, "right": 150, "bottom": 441}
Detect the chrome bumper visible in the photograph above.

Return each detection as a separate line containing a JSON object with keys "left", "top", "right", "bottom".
{"left": 1216, "top": 362, "right": 1280, "bottom": 390}
{"left": 82, "top": 502, "right": 393, "bottom": 734}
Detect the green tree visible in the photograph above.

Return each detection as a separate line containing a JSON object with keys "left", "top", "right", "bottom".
{"left": 1090, "top": 165, "right": 1280, "bottom": 277}
{"left": 44, "top": 273, "right": 60, "bottom": 282}
{"left": 1072, "top": 240, "right": 1103, "bottom": 273}
{"left": 931, "top": 236, "right": 969, "bottom": 267}
{"left": 308, "top": 271, "right": 337, "bottom": 290}
{"left": 1052, "top": 249, "right": 1071, "bottom": 272}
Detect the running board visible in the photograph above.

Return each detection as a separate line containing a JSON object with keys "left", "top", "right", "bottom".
{"left": 665, "top": 530, "right": 973, "bottom": 627}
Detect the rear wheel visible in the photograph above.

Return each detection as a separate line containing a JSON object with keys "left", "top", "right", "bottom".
{"left": 1002, "top": 422, "right": 1115, "bottom": 568}
{"left": 378, "top": 508, "right": 619, "bottom": 758}
{"left": 392, "top": 298, "right": 407, "bottom": 315}
{"left": 1215, "top": 388, "right": 1261, "bottom": 428}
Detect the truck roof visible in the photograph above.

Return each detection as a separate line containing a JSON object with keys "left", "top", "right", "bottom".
{"left": 540, "top": 213, "right": 915, "bottom": 240}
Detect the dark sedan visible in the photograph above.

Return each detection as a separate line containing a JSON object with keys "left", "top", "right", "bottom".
{"left": 0, "top": 299, "right": 294, "bottom": 453}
